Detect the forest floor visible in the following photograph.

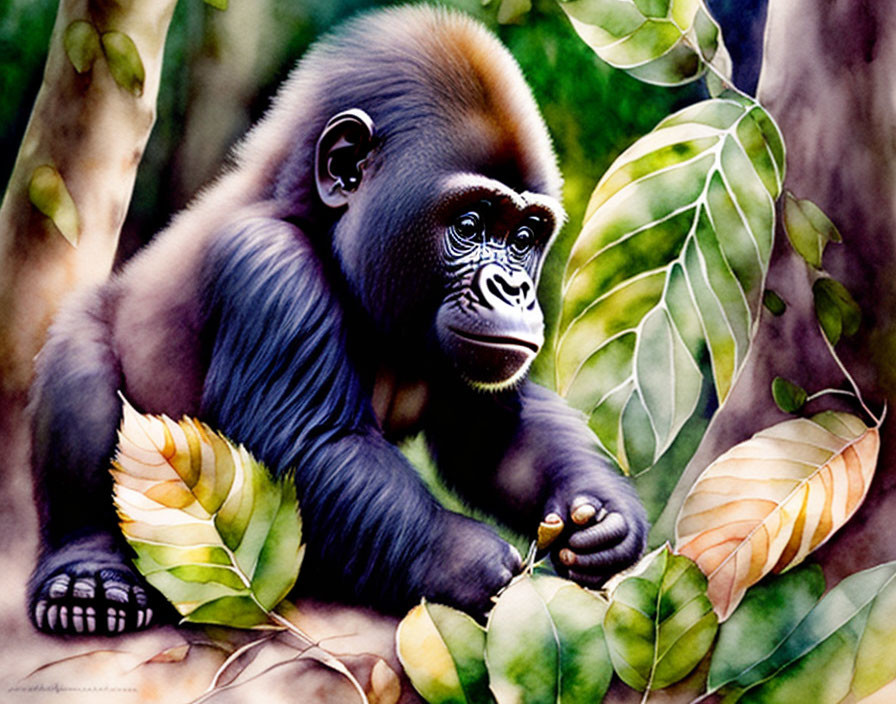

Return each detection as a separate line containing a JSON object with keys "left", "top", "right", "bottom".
{"left": 0, "top": 402, "right": 420, "bottom": 704}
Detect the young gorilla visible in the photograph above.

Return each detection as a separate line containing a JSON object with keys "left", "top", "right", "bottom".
{"left": 28, "top": 5, "right": 647, "bottom": 635}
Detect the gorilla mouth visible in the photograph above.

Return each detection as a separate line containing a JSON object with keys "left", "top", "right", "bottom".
{"left": 447, "top": 326, "right": 541, "bottom": 355}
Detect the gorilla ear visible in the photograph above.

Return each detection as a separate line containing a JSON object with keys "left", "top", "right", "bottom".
{"left": 315, "top": 108, "right": 376, "bottom": 208}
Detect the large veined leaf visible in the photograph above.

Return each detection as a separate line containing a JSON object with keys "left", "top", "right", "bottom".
{"left": 396, "top": 601, "right": 493, "bottom": 704}
{"left": 724, "top": 561, "right": 896, "bottom": 703}
{"left": 603, "top": 545, "right": 717, "bottom": 692}
{"left": 558, "top": 0, "right": 731, "bottom": 87}
{"left": 675, "top": 411, "right": 880, "bottom": 621}
{"left": 486, "top": 574, "right": 612, "bottom": 704}
{"left": 555, "top": 94, "right": 785, "bottom": 474}
{"left": 112, "top": 399, "right": 304, "bottom": 628}
{"left": 707, "top": 563, "right": 825, "bottom": 694}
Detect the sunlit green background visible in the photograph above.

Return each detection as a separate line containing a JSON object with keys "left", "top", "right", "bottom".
{"left": 0, "top": 0, "right": 709, "bottom": 371}
{"left": 0, "top": 0, "right": 764, "bottom": 543}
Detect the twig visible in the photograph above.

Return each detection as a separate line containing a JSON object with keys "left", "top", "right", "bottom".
{"left": 268, "top": 609, "right": 370, "bottom": 704}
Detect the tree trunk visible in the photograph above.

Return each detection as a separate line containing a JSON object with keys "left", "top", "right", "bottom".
{"left": 667, "top": 0, "right": 896, "bottom": 589}
{"left": 0, "top": 0, "right": 178, "bottom": 680}
{"left": 0, "top": 0, "right": 179, "bottom": 398}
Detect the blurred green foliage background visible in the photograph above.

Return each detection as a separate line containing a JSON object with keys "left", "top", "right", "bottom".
{"left": 0, "top": 0, "right": 762, "bottom": 541}
{"left": 0, "top": 0, "right": 707, "bottom": 382}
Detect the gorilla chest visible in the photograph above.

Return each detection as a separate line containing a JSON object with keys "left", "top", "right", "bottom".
{"left": 371, "top": 365, "right": 430, "bottom": 438}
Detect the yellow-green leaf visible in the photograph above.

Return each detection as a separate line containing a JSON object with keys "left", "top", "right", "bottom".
{"left": 783, "top": 191, "right": 842, "bottom": 269}
{"left": 604, "top": 545, "right": 717, "bottom": 692}
{"left": 204, "top": 0, "right": 229, "bottom": 9}
{"left": 396, "top": 601, "right": 492, "bottom": 704}
{"left": 497, "top": 0, "right": 531, "bottom": 24}
{"left": 485, "top": 574, "right": 612, "bottom": 704}
{"left": 559, "top": 0, "right": 731, "bottom": 87}
{"left": 675, "top": 412, "right": 880, "bottom": 621}
{"left": 112, "top": 398, "right": 304, "bottom": 628}
{"left": 63, "top": 20, "right": 101, "bottom": 74}
{"left": 101, "top": 31, "right": 145, "bottom": 96}
{"left": 28, "top": 165, "right": 80, "bottom": 247}
{"left": 814, "top": 277, "right": 861, "bottom": 346}
{"left": 555, "top": 95, "right": 784, "bottom": 474}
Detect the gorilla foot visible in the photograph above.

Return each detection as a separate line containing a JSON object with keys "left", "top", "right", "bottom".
{"left": 29, "top": 536, "right": 158, "bottom": 635}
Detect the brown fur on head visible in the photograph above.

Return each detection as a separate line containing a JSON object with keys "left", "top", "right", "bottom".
{"left": 240, "top": 5, "right": 563, "bottom": 215}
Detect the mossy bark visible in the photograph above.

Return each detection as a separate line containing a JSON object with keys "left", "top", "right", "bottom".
{"left": 660, "top": 0, "right": 896, "bottom": 590}
{"left": 0, "top": 0, "right": 178, "bottom": 397}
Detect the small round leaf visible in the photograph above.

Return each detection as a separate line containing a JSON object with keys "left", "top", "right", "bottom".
{"left": 763, "top": 289, "right": 787, "bottom": 317}
{"left": 28, "top": 165, "right": 80, "bottom": 247}
{"left": 396, "top": 601, "right": 491, "bottom": 704}
{"left": 771, "top": 377, "right": 807, "bottom": 414}
{"left": 63, "top": 20, "right": 101, "bottom": 74}
{"left": 101, "top": 31, "right": 145, "bottom": 96}
{"left": 813, "top": 277, "right": 861, "bottom": 346}
{"left": 604, "top": 546, "right": 717, "bottom": 692}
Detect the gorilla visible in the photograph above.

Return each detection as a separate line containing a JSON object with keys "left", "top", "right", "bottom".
{"left": 28, "top": 5, "right": 647, "bottom": 635}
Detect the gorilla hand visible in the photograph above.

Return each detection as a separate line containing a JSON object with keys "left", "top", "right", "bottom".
{"left": 422, "top": 512, "right": 522, "bottom": 619}
{"left": 542, "top": 481, "right": 648, "bottom": 588}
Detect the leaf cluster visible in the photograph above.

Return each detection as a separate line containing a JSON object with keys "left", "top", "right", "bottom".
{"left": 113, "top": 399, "right": 305, "bottom": 628}
{"left": 397, "top": 547, "right": 717, "bottom": 703}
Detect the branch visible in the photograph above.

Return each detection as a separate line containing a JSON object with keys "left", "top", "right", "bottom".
{"left": 0, "top": 0, "right": 178, "bottom": 395}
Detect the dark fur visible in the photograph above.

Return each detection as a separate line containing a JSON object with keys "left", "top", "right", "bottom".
{"left": 28, "top": 6, "right": 647, "bottom": 635}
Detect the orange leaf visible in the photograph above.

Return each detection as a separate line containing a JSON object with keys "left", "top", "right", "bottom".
{"left": 674, "top": 411, "right": 880, "bottom": 620}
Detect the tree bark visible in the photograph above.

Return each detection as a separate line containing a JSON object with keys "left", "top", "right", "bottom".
{"left": 0, "top": 0, "right": 178, "bottom": 398}
{"left": 665, "top": 0, "right": 896, "bottom": 588}
{"left": 0, "top": 0, "right": 178, "bottom": 670}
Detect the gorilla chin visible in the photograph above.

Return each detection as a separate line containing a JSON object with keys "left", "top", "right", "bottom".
{"left": 437, "top": 311, "right": 544, "bottom": 392}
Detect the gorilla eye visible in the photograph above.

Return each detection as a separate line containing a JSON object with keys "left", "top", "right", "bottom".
{"left": 452, "top": 211, "right": 483, "bottom": 241}
{"left": 509, "top": 226, "right": 535, "bottom": 254}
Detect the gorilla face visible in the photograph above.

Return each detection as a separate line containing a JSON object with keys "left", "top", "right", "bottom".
{"left": 433, "top": 175, "right": 563, "bottom": 390}
{"left": 312, "top": 110, "right": 563, "bottom": 391}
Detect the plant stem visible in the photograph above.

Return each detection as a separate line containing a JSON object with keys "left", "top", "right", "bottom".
{"left": 805, "top": 388, "right": 857, "bottom": 404}
{"left": 268, "top": 608, "right": 370, "bottom": 704}
{"left": 821, "top": 333, "right": 883, "bottom": 427}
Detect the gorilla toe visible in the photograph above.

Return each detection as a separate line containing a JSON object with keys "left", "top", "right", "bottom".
{"left": 30, "top": 547, "right": 158, "bottom": 635}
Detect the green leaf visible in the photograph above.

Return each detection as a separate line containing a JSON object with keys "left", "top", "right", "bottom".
{"left": 113, "top": 399, "right": 303, "bottom": 628}
{"left": 763, "top": 289, "right": 786, "bottom": 316}
{"left": 771, "top": 377, "right": 807, "bottom": 414}
{"left": 486, "top": 574, "right": 612, "bottom": 704}
{"left": 555, "top": 95, "right": 785, "bottom": 473}
{"left": 730, "top": 562, "right": 896, "bottom": 703}
{"left": 396, "top": 601, "right": 492, "bottom": 704}
{"left": 100, "top": 31, "right": 145, "bottom": 96}
{"left": 707, "top": 564, "right": 825, "bottom": 693}
{"left": 28, "top": 165, "right": 80, "bottom": 247}
{"left": 63, "top": 20, "right": 101, "bottom": 74}
{"left": 604, "top": 546, "right": 718, "bottom": 692}
{"left": 813, "top": 277, "right": 861, "bottom": 346}
{"left": 783, "top": 192, "right": 842, "bottom": 269}
{"left": 204, "top": 0, "right": 229, "bottom": 8}
{"left": 497, "top": 0, "right": 531, "bottom": 24}
{"left": 559, "top": 0, "right": 732, "bottom": 87}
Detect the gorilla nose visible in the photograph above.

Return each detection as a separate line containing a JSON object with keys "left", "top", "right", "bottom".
{"left": 473, "top": 263, "right": 537, "bottom": 311}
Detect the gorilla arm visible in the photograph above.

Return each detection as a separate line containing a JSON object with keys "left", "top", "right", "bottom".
{"left": 426, "top": 380, "right": 648, "bottom": 586}
{"left": 198, "top": 216, "right": 520, "bottom": 614}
